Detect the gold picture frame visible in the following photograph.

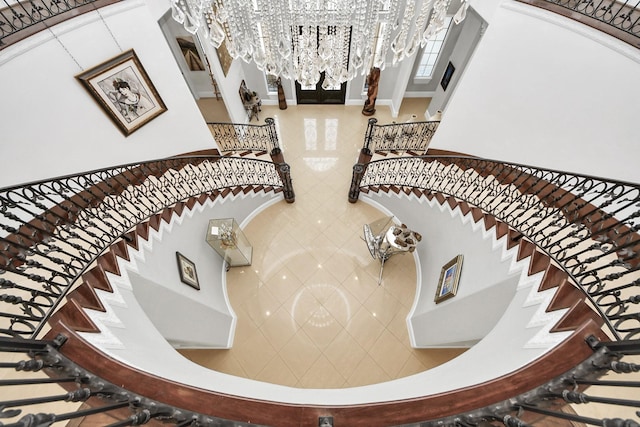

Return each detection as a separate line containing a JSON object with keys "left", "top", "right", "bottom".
{"left": 76, "top": 49, "right": 167, "bottom": 136}
{"left": 176, "top": 252, "right": 200, "bottom": 290}
{"left": 434, "top": 254, "right": 463, "bottom": 303}
{"left": 216, "top": 40, "right": 233, "bottom": 77}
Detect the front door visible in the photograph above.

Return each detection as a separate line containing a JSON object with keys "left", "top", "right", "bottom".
{"left": 295, "top": 72, "right": 347, "bottom": 105}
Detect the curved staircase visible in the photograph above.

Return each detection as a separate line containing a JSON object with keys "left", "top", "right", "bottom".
{"left": 43, "top": 183, "right": 608, "bottom": 426}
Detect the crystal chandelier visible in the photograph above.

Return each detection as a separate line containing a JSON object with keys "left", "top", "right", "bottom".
{"left": 170, "top": 0, "right": 469, "bottom": 88}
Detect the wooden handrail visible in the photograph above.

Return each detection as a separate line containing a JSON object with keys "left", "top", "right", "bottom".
{"left": 0, "top": 0, "right": 122, "bottom": 50}
{"left": 516, "top": 0, "right": 640, "bottom": 49}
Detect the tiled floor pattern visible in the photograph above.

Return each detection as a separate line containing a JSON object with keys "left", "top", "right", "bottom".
{"left": 180, "top": 99, "right": 466, "bottom": 389}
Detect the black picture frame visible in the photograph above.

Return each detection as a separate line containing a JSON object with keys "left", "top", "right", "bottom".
{"left": 176, "top": 252, "right": 200, "bottom": 290}
{"left": 440, "top": 61, "right": 455, "bottom": 91}
{"left": 76, "top": 49, "right": 167, "bottom": 136}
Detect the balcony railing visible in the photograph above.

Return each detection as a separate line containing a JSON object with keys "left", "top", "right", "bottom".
{"left": 362, "top": 118, "right": 440, "bottom": 155}
{"left": 0, "top": 0, "right": 121, "bottom": 49}
{"left": 207, "top": 118, "right": 282, "bottom": 155}
{"left": 2, "top": 332, "right": 638, "bottom": 426}
{"left": 0, "top": 151, "right": 637, "bottom": 426}
{"left": 0, "top": 155, "right": 293, "bottom": 340}
{"left": 350, "top": 155, "right": 640, "bottom": 343}
{"left": 516, "top": 0, "right": 640, "bottom": 48}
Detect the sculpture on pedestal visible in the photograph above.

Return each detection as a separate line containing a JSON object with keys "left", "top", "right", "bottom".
{"left": 363, "top": 216, "right": 422, "bottom": 285}
{"left": 362, "top": 67, "right": 380, "bottom": 116}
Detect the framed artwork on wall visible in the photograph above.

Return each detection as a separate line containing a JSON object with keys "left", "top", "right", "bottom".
{"left": 440, "top": 61, "right": 455, "bottom": 91}
{"left": 176, "top": 35, "right": 205, "bottom": 71}
{"left": 176, "top": 252, "right": 200, "bottom": 290}
{"left": 76, "top": 49, "right": 167, "bottom": 136}
{"left": 434, "top": 254, "right": 463, "bottom": 303}
{"left": 216, "top": 40, "right": 233, "bottom": 77}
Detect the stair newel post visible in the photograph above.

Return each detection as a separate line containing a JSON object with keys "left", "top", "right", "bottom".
{"left": 265, "top": 118, "right": 285, "bottom": 164}
{"left": 349, "top": 163, "right": 366, "bottom": 203}
{"left": 349, "top": 117, "right": 375, "bottom": 203}
{"left": 363, "top": 117, "right": 377, "bottom": 153}
{"left": 277, "top": 163, "right": 295, "bottom": 203}
{"left": 348, "top": 149, "right": 373, "bottom": 204}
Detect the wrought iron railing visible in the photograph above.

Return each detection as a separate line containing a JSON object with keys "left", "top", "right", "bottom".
{"left": 413, "top": 336, "right": 640, "bottom": 427}
{"left": 0, "top": 155, "right": 293, "bottom": 340}
{"left": 517, "top": 0, "right": 640, "bottom": 48}
{"left": 362, "top": 118, "right": 440, "bottom": 154}
{"left": 0, "top": 334, "right": 272, "bottom": 426}
{"left": 207, "top": 118, "right": 281, "bottom": 154}
{"left": 0, "top": 0, "right": 121, "bottom": 49}
{"left": 349, "top": 155, "right": 640, "bottom": 342}
{"left": 1, "top": 324, "right": 639, "bottom": 425}
{"left": 0, "top": 152, "right": 638, "bottom": 425}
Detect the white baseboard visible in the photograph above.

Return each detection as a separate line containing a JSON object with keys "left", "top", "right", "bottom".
{"left": 404, "top": 91, "right": 435, "bottom": 98}
{"left": 196, "top": 91, "right": 217, "bottom": 99}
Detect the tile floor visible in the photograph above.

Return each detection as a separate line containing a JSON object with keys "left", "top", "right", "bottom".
{"left": 179, "top": 99, "right": 466, "bottom": 389}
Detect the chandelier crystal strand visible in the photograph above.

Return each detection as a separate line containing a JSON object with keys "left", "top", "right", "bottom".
{"left": 202, "top": 0, "right": 223, "bottom": 48}
{"left": 390, "top": 0, "right": 416, "bottom": 65}
{"left": 337, "top": 2, "right": 352, "bottom": 83}
{"left": 421, "top": 0, "right": 451, "bottom": 44}
{"left": 453, "top": 0, "right": 469, "bottom": 25}
{"left": 358, "top": 0, "right": 378, "bottom": 76}
{"left": 408, "top": 0, "right": 434, "bottom": 56}
{"left": 177, "top": 0, "right": 469, "bottom": 85}
{"left": 252, "top": 0, "right": 265, "bottom": 69}
{"left": 373, "top": 0, "right": 398, "bottom": 70}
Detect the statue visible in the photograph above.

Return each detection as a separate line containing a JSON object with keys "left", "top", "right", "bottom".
{"left": 363, "top": 217, "right": 422, "bottom": 285}
{"left": 362, "top": 67, "right": 380, "bottom": 116}
{"left": 277, "top": 77, "right": 287, "bottom": 110}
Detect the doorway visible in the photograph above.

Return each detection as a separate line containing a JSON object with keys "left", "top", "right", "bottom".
{"left": 158, "top": 11, "right": 231, "bottom": 122}
{"left": 295, "top": 72, "right": 347, "bottom": 104}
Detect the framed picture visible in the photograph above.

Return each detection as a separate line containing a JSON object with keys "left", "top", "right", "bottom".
{"left": 440, "top": 61, "right": 455, "bottom": 91}
{"left": 76, "top": 49, "right": 167, "bottom": 136}
{"left": 216, "top": 40, "right": 233, "bottom": 77}
{"left": 319, "top": 417, "right": 334, "bottom": 427}
{"left": 176, "top": 252, "right": 200, "bottom": 290}
{"left": 176, "top": 35, "right": 205, "bottom": 71}
{"left": 434, "top": 254, "right": 463, "bottom": 303}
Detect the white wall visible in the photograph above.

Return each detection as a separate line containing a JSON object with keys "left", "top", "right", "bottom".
{"left": 430, "top": 1, "right": 640, "bottom": 184}
{"left": 130, "top": 272, "right": 233, "bottom": 348}
{"left": 0, "top": 0, "right": 215, "bottom": 188}
{"left": 128, "top": 193, "right": 282, "bottom": 348}
{"left": 427, "top": 7, "right": 486, "bottom": 117}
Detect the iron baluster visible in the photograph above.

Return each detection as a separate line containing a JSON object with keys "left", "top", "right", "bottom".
{"left": 351, "top": 154, "right": 640, "bottom": 341}
{"left": 0, "top": 156, "right": 292, "bottom": 339}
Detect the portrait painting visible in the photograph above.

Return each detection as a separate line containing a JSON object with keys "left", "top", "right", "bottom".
{"left": 176, "top": 252, "right": 200, "bottom": 290}
{"left": 76, "top": 49, "right": 167, "bottom": 136}
{"left": 434, "top": 254, "right": 463, "bottom": 303}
